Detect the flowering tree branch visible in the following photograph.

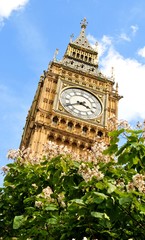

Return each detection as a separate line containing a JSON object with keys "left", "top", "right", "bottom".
{"left": 1, "top": 120, "right": 145, "bottom": 239}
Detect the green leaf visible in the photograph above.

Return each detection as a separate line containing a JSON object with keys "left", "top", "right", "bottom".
{"left": 116, "top": 142, "right": 129, "bottom": 156}
{"left": 95, "top": 182, "right": 105, "bottom": 190}
{"left": 45, "top": 204, "right": 58, "bottom": 211}
{"left": 13, "top": 215, "right": 27, "bottom": 229}
{"left": 138, "top": 204, "right": 145, "bottom": 214}
{"left": 47, "top": 217, "right": 58, "bottom": 225}
{"left": 93, "top": 191, "right": 108, "bottom": 199}
{"left": 109, "top": 128, "right": 125, "bottom": 138}
{"left": 92, "top": 192, "right": 108, "bottom": 204}
{"left": 133, "top": 156, "right": 139, "bottom": 164}
{"left": 60, "top": 159, "right": 67, "bottom": 172}
{"left": 25, "top": 207, "right": 35, "bottom": 214}
{"left": 118, "top": 152, "right": 130, "bottom": 165}
{"left": 103, "top": 143, "right": 118, "bottom": 155}
{"left": 119, "top": 197, "right": 132, "bottom": 206}
{"left": 38, "top": 230, "right": 48, "bottom": 236}
{"left": 91, "top": 211, "right": 109, "bottom": 220}
{"left": 107, "top": 183, "right": 116, "bottom": 194}
{"left": 71, "top": 199, "right": 85, "bottom": 205}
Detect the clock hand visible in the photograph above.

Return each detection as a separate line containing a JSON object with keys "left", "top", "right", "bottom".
{"left": 79, "top": 101, "right": 90, "bottom": 109}
{"left": 83, "top": 104, "right": 90, "bottom": 109}
{"left": 65, "top": 102, "right": 81, "bottom": 107}
{"left": 65, "top": 101, "right": 91, "bottom": 110}
{"left": 79, "top": 102, "right": 97, "bottom": 113}
{"left": 80, "top": 101, "right": 101, "bottom": 112}
{"left": 66, "top": 101, "right": 88, "bottom": 107}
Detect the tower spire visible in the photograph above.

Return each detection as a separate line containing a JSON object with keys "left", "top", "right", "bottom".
{"left": 72, "top": 17, "right": 94, "bottom": 50}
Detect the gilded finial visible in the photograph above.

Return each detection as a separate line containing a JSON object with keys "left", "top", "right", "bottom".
{"left": 116, "top": 82, "right": 118, "bottom": 92}
{"left": 70, "top": 33, "right": 74, "bottom": 42}
{"left": 53, "top": 48, "right": 59, "bottom": 61}
{"left": 80, "top": 17, "right": 88, "bottom": 29}
{"left": 111, "top": 67, "right": 115, "bottom": 81}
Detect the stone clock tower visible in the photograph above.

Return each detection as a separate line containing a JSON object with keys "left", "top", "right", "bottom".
{"left": 20, "top": 18, "right": 121, "bottom": 155}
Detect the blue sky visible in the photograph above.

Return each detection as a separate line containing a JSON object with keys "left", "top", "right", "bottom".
{"left": 1, "top": 0, "right": 145, "bottom": 185}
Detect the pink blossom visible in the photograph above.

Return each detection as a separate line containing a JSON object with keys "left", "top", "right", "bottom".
{"left": 35, "top": 201, "right": 43, "bottom": 208}
{"left": 1, "top": 166, "right": 9, "bottom": 174}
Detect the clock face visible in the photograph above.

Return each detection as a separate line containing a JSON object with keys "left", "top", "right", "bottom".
{"left": 60, "top": 88, "right": 102, "bottom": 119}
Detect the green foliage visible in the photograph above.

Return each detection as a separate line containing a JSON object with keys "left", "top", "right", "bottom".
{"left": 0, "top": 127, "right": 145, "bottom": 239}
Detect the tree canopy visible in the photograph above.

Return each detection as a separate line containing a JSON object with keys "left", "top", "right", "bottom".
{"left": 0, "top": 121, "right": 145, "bottom": 239}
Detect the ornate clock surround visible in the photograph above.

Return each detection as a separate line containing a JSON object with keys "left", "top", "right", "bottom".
{"left": 53, "top": 78, "right": 106, "bottom": 125}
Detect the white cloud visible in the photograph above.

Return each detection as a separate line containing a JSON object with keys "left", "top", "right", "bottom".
{"left": 72, "top": 31, "right": 145, "bottom": 122}
{"left": 87, "top": 34, "right": 112, "bottom": 58}
{"left": 87, "top": 34, "right": 96, "bottom": 44}
{"left": 0, "top": 0, "right": 29, "bottom": 26}
{"left": 87, "top": 34, "right": 98, "bottom": 52}
{"left": 131, "top": 25, "right": 138, "bottom": 35}
{"left": 88, "top": 35, "right": 145, "bottom": 122}
{"left": 119, "top": 33, "right": 131, "bottom": 42}
{"left": 117, "top": 25, "right": 138, "bottom": 43}
{"left": 98, "top": 35, "right": 112, "bottom": 57}
{"left": 138, "top": 46, "right": 145, "bottom": 58}
{"left": 100, "top": 47, "right": 145, "bottom": 121}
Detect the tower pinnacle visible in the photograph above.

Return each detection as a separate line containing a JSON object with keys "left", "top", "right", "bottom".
{"left": 80, "top": 18, "right": 88, "bottom": 29}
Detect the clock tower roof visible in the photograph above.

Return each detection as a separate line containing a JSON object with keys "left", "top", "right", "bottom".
{"left": 71, "top": 18, "right": 96, "bottom": 52}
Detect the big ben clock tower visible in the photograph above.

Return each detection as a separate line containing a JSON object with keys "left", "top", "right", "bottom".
{"left": 20, "top": 18, "right": 121, "bottom": 155}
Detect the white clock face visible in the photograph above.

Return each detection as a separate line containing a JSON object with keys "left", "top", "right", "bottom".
{"left": 60, "top": 88, "right": 102, "bottom": 119}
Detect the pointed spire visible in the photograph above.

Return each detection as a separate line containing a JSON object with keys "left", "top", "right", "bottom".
{"left": 72, "top": 17, "right": 94, "bottom": 51}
